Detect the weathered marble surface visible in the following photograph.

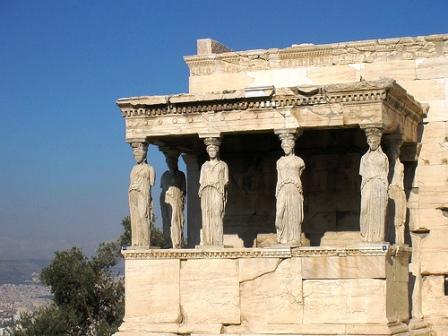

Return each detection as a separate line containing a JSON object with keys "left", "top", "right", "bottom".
{"left": 199, "top": 137, "right": 229, "bottom": 246}
{"left": 160, "top": 151, "right": 186, "bottom": 248}
{"left": 116, "top": 245, "right": 411, "bottom": 336}
{"left": 275, "top": 130, "right": 305, "bottom": 245}
{"left": 128, "top": 142, "right": 155, "bottom": 247}
{"left": 359, "top": 127, "right": 389, "bottom": 242}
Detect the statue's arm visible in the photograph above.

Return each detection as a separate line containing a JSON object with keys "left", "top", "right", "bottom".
{"left": 150, "top": 166, "right": 156, "bottom": 187}
{"left": 223, "top": 162, "right": 229, "bottom": 186}
{"left": 181, "top": 171, "right": 187, "bottom": 194}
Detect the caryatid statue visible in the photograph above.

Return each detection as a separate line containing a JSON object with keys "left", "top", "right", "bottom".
{"left": 160, "top": 149, "right": 186, "bottom": 248}
{"left": 275, "top": 130, "right": 305, "bottom": 246}
{"left": 199, "top": 137, "right": 229, "bottom": 246}
{"left": 387, "top": 139, "right": 407, "bottom": 245}
{"left": 359, "top": 127, "right": 389, "bottom": 242}
{"left": 128, "top": 142, "right": 155, "bottom": 247}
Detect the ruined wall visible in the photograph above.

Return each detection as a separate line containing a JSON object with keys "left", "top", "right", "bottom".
{"left": 185, "top": 34, "right": 448, "bottom": 333}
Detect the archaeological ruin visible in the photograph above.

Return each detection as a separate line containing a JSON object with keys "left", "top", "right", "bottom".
{"left": 115, "top": 33, "right": 448, "bottom": 336}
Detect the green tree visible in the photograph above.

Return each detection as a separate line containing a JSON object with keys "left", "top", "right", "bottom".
{"left": 8, "top": 217, "right": 164, "bottom": 336}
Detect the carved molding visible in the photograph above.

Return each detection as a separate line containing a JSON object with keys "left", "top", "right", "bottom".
{"left": 117, "top": 79, "right": 423, "bottom": 124}
{"left": 121, "top": 244, "right": 409, "bottom": 260}
{"left": 184, "top": 34, "right": 448, "bottom": 75}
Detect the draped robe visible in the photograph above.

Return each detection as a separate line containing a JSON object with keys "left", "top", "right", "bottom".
{"left": 359, "top": 148, "right": 389, "bottom": 242}
{"left": 275, "top": 155, "right": 305, "bottom": 245}
{"left": 129, "top": 163, "right": 155, "bottom": 247}
{"left": 199, "top": 160, "right": 229, "bottom": 246}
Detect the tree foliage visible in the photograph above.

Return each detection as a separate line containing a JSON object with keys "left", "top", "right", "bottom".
{"left": 8, "top": 217, "right": 164, "bottom": 336}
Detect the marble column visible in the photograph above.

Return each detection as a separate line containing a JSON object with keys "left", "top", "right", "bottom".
{"left": 409, "top": 229, "right": 430, "bottom": 332}
{"left": 198, "top": 136, "right": 229, "bottom": 247}
{"left": 359, "top": 126, "right": 389, "bottom": 242}
{"left": 128, "top": 141, "right": 155, "bottom": 248}
{"left": 159, "top": 147, "right": 186, "bottom": 248}
{"left": 274, "top": 128, "right": 305, "bottom": 246}
{"left": 384, "top": 135, "right": 407, "bottom": 245}
{"left": 182, "top": 154, "right": 201, "bottom": 247}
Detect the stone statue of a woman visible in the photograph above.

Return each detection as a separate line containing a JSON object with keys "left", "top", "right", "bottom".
{"left": 275, "top": 132, "right": 305, "bottom": 245}
{"left": 360, "top": 128, "right": 389, "bottom": 242}
{"left": 128, "top": 142, "right": 155, "bottom": 247}
{"left": 388, "top": 149, "right": 406, "bottom": 245}
{"left": 199, "top": 137, "right": 229, "bottom": 246}
{"left": 160, "top": 152, "right": 186, "bottom": 248}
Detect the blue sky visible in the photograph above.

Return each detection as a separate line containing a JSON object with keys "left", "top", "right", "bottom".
{"left": 0, "top": 0, "right": 447, "bottom": 259}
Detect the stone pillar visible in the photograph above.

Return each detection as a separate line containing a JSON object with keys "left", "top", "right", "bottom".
{"left": 198, "top": 135, "right": 229, "bottom": 247}
{"left": 128, "top": 140, "right": 155, "bottom": 248}
{"left": 359, "top": 126, "right": 389, "bottom": 242}
{"left": 182, "top": 153, "right": 201, "bottom": 247}
{"left": 409, "top": 229, "right": 431, "bottom": 334}
{"left": 274, "top": 128, "right": 305, "bottom": 246}
{"left": 159, "top": 147, "right": 186, "bottom": 249}
{"left": 384, "top": 134, "right": 407, "bottom": 245}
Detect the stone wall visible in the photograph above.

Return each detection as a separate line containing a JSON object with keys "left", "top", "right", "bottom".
{"left": 117, "top": 246, "right": 409, "bottom": 336}
{"left": 185, "top": 34, "right": 448, "bottom": 333}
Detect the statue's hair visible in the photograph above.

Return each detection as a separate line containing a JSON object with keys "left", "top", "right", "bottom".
{"left": 131, "top": 142, "right": 148, "bottom": 151}
{"left": 278, "top": 132, "right": 297, "bottom": 142}
{"left": 204, "top": 137, "right": 221, "bottom": 147}
{"left": 365, "top": 127, "right": 383, "bottom": 138}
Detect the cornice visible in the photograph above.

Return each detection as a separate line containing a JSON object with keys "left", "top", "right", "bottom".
{"left": 121, "top": 244, "right": 408, "bottom": 260}
{"left": 116, "top": 79, "right": 424, "bottom": 122}
{"left": 184, "top": 34, "right": 448, "bottom": 75}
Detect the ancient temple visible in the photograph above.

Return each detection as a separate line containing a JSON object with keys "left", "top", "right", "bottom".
{"left": 115, "top": 34, "right": 448, "bottom": 336}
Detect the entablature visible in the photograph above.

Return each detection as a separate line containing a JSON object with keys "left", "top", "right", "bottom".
{"left": 117, "top": 79, "right": 424, "bottom": 143}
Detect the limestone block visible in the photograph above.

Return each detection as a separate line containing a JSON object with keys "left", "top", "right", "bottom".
{"left": 418, "top": 208, "right": 448, "bottom": 230}
{"left": 416, "top": 164, "right": 448, "bottom": 187}
{"left": 189, "top": 73, "right": 253, "bottom": 94}
{"left": 124, "top": 259, "right": 180, "bottom": 322}
{"left": 420, "top": 121, "right": 447, "bottom": 144}
{"left": 238, "top": 257, "right": 281, "bottom": 282}
{"left": 247, "top": 68, "right": 312, "bottom": 88}
{"left": 416, "top": 57, "right": 448, "bottom": 80}
{"left": 361, "top": 60, "right": 416, "bottom": 81}
{"left": 223, "top": 234, "right": 244, "bottom": 248}
{"left": 422, "top": 275, "right": 448, "bottom": 317}
{"left": 387, "top": 255, "right": 410, "bottom": 283}
{"left": 254, "top": 233, "right": 278, "bottom": 247}
{"left": 421, "top": 250, "right": 448, "bottom": 274}
{"left": 302, "top": 255, "right": 386, "bottom": 279}
{"left": 424, "top": 100, "right": 448, "bottom": 122}
{"left": 303, "top": 279, "right": 387, "bottom": 324}
{"left": 319, "top": 231, "right": 361, "bottom": 247}
{"left": 306, "top": 64, "right": 360, "bottom": 85}
{"left": 386, "top": 280, "right": 409, "bottom": 322}
{"left": 418, "top": 186, "right": 448, "bottom": 208}
{"left": 398, "top": 79, "right": 445, "bottom": 102}
{"left": 240, "top": 257, "right": 303, "bottom": 324}
{"left": 180, "top": 258, "right": 240, "bottom": 324}
{"left": 419, "top": 137, "right": 448, "bottom": 165}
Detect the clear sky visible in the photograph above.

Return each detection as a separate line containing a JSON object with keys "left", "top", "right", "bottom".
{"left": 0, "top": 0, "right": 447, "bottom": 259}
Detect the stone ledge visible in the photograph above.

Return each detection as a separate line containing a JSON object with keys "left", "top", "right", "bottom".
{"left": 121, "top": 243, "right": 410, "bottom": 260}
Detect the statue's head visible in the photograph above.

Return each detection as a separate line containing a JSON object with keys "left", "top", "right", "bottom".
{"left": 204, "top": 137, "right": 221, "bottom": 159}
{"left": 279, "top": 133, "right": 296, "bottom": 156}
{"left": 166, "top": 156, "right": 178, "bottom": 171}
{"left": 131, "top": 142, "right": 148, "bottom": 164}
{"left": 365, "top": 128, "right": 383, "bottom": 151}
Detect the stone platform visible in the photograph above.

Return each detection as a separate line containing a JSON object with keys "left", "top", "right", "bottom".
{"left": 115, "top": 244, "right": 412, "bottom": 336}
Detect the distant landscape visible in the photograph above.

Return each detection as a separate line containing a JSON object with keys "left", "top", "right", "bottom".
{"left": 0, "top": 259, "right": 52, "bottom": 330}
{"left": 0, "top": 259, "right": 49, "bottom": 285}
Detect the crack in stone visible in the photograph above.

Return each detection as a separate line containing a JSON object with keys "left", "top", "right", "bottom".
{"left": 239, "top": 258, "right": 285, "bottom": 284}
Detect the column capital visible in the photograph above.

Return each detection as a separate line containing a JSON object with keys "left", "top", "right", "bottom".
{"left": 159, "top": 146, "right": 180, "bottom": 158}
{"left": 274, "top": 128, "right": 303, "bottom": 139}
{"left": 198, "top": 132, "right": 221, "bottom": 139}
{"left": 359, "top": 123, "right": 384, "bottom": 131}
